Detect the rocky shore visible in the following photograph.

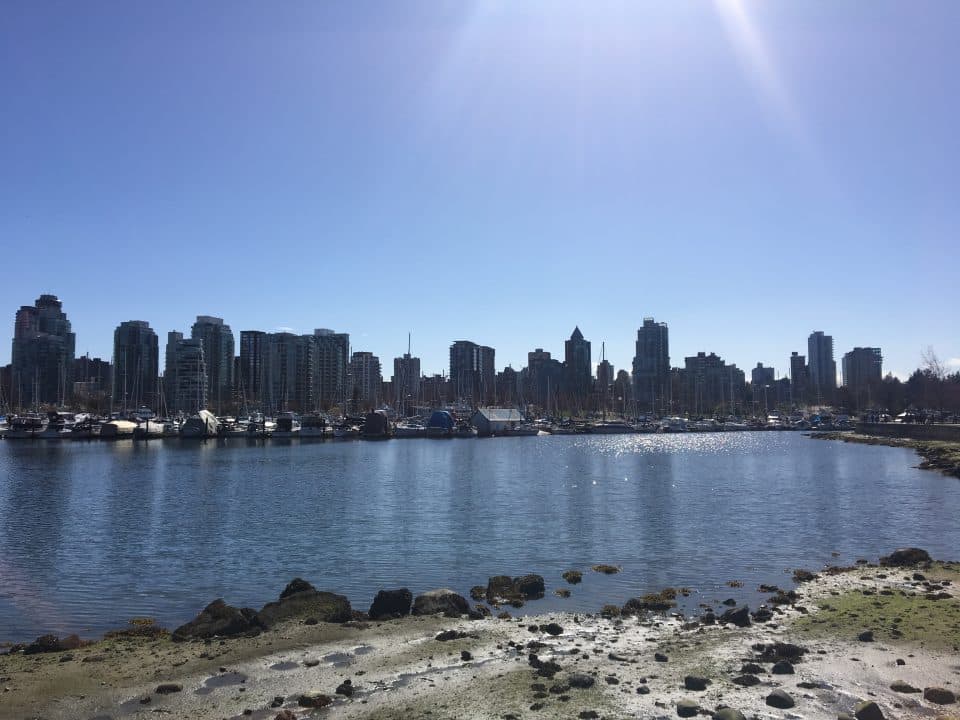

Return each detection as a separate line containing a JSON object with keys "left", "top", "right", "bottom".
{"left": 1, "top": 550, "right": 959, "bottom": 720}
{"left": 809, "top": 432, "right": 960, "bottom": 479}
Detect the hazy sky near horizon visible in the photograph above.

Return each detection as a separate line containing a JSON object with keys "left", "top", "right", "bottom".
{"left": 2, "top": 2, "right": 958, "bottom": 381}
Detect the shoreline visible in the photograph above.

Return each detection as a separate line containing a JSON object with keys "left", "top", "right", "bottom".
{"left": 2, "top": 552, "right": 958, "bottom": 719}
{"left": 809, "top": 431, "right": 960, "bottom": 479}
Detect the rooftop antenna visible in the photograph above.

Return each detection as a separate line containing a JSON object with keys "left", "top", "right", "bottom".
{"left": 408, "top": 331, "right": 411, "bottom": 356}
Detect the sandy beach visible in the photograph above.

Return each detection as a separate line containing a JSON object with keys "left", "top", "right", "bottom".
{"left": 1, "top": 553, "right": 958, "bottom": 720}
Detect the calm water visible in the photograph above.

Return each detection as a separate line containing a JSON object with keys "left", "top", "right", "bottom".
{"left": 1, "top": 433, "right": 958, "bottom": 643}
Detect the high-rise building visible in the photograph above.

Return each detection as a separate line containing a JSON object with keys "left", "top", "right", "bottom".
{"left": 263, "top": 332, "right": 313, "bottom": 412}
{"left": 525, "top": 348, "right": 563, "bottom": 411}
{"left": 312, "top": 329, "right": 350, "bottom": 409}
{"left": 172, "top": 338, "right": 207, "bottom": 413}
{"left": 842, "top": 347, "right": 883, "bottom": 409}
{"left": 563, "top": 327, "right": 592, "bottom": 407}
{"left": 239, "top": 330, "right": 267, "bottom": 406}
{"left": 789, "top": 351, "right": 808, "bottom": 405}
{"left": 112, "top": 321, "right": 159, "bottom": 410}
{"left": 163, "top": 331, "right": 183, "bottom": 412}
{"left": 751, "top": 363, "right": 775, "bottom": 387}
{"left": 682, "top": 352, "right": 746, "bottom": 415}
{"left": 632, "top": 318, "right": 670, "bottom": 414}
{"left": 393, "top": 353, "right": 421, "bottom": 409}
{"left": 10, "top": 294, "right": 76, "bottom": 408}
{"left": 349, "top": 351, "right": 382, "bottom": 409}
{"left": 478, "top": 345, "right": 496, "bottom": 405}
{"left": 807, "top": 331, "right": 837, "bottom": 402}
{"left": 191, "top": 316, "right": 234, "bottom": 412}
{"left": 447, "top": 341, "right": 495, "bottom": 405}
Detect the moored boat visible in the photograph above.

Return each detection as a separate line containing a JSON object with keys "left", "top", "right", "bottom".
{"left": 180, "top": 410, "right": 220, "bottom": 438}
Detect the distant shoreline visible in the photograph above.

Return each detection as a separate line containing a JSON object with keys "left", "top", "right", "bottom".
{"left": 809, "top": 431, "right": 960, "bottom": 479}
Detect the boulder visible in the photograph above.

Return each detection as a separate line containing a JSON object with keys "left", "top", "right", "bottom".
{"left": 568, "top": 673, "right": 595, "bottom": 689}
{"left": 713, "top": 709, "right": 746, "bottom": 720}
{"left": 879, "top": 548, "right": 932, "bottom": 567}
{"left": 562, "top": 570, "right": 583, "bottom": 584}
{"left": 754, "top": 642, "right": 806, "bottom": 663}
{"left": 751, "top": 607, "right": 774, "bottom": 623}
{"left": 720, "top": 606, "right": 751, "bottom": 627}
{"left": 412, "top": 589, "right": 469, "bottom": 616}
{"left": 731, "top": 675, "right": 760, "bottom": 687}
{"left": 171, "top": 600, "right": 262, "bottom": 641}
{"left": 486, "top": 574, "right": 545, "bottom": 603}
{"left": 923, "top": 687, "right": 956, "bottom": 705}
{"left": 684, "top": 675, "right": 710, "bottom": 691}
{"left": 771, "top": 660, "right": 794, "bottom": 674}
{"left": 677, "top": 699, "right": 700, "bottom": 717}
{"left": 258, "top": 580, "right": 351, "bottom": 627}
{"left": 765, "top": 689, "right": 795, "bottom": 709}
{"left": 280, "top": 578, "right": 314, "bottom": 598}
{"left": 623, "top": 589, "right": 677, "bottom": 614}
{"left": 890, "top": 680, "right": 920, "bottom": 693}
{"left": 368, "top": 588, "right": 412, "bottom": 619}
{"left": 23, "top": 634, "right": 83, "bottom": 655}
{"left": 854, "top": 700, "right": 885, "bottom": 720}
{"left": 155, "top": 683, "right": 183, "bottom": 694}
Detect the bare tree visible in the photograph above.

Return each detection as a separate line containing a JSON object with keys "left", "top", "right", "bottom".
{"left": 921, "top": 346, "right": 946, "bottom": 380}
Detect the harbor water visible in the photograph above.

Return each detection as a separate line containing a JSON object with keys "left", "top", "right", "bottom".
{"left": 1, "top": 432, "right": 959, "bottom": 643}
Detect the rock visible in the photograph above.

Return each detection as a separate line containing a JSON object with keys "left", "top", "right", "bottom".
{"left": 280, "top": 578, "right": 314, "bottom": 598}
{"left": 732, "top": 674, "right": 760, "bottom": 687}
{"left": 171, "top": 599, "right": 263, "bottom": 641}
{"left": 793, "top": 569, "right": 818, "bottom": 583}
{"left": 880, "top": 548, "right": 932, "bottom": 566}
{"left": 461, "top": 650, "right": 472, "bottom": 661}
{"left": 741, "top": 662, "right": 763, "bottom": 674}
{"left": 754, "top": 642, "right": 807, "bottom": 663}
{"left": 713, "top": 709, "right": 746, "bottom": 720}
{"left": 274, "top": 712, "right": 297, "bottom": 720}
{"left": 685, "top": 675, "right": 710, "bottom": 691}
{"left": 412, "top": 589, "right": 469, "bottom": 617}
{"left": 486, "top": 574, "right": 545, "bottom": 603}
{"left": 24, "top": 634, "right": 83, "bottom": 655}
{"left": 896, "top": 658, "right": 906, "bottom": 666}
{"left": 303, "top": 658, "right": 320, "bottom": 667}
{"left": 720, "top": 606, "right": 751, "bottom": 627}
{"left": 702, "top": 611, "right": 716, "bottom": 625}
{"left": 470, "top": 585, "right": 486, "bottom": 601}
{"left": 888, "top": 680, "right": 919, "bottom": 693}
{"left": 623, "top": 589, "right": 677, "bottom": 614}
{"left": 368, "top": 588, "right": 412, "bottom": 619}
{"left": 854, "top": 700, "right": 885, "bottom": 720}
{"left": 555, "top": 588, "right": 571, "bottom": 598}
{"left": 637, "top": 685, "right": 650, "bottom": 694}
{"left": 541, "top": 622, "right": 563, "bottom": 636}
{"left": 335, "top": 679, "right": 354, "bottom": 697}
{"left": 924, "top": 687, "right": 956, "bottom": 705}
{"left": 258, "top": 581, "right": 351, "bottom": 627}
{"left": 766, "top": 689, "right": 795, "bottom": 709}
{"left": 562, "top": 570, "right": 583, "bottom": 584}
{"left": 772, "top": 660, "right": 794, "bottom": 674}
{"left": 568, "top": 673, "right": 595, "bottom": 689}
{"left": 155, "top": 683, "right": 183, "bottom": 694}
{"left": 436, "top": 630, "right": 468, "bottom": 641}
{"left": 592, "top": 564, "right": 620, "bottom": 574}
{"left": 579, "top": 712, "right": 600, "bottom": 720}
{"left": 677, "top": 699, "right": 700, "bottom": 717}
{"left": 654, "top": 652, "right": 669, "bottom": 662}
{"left": 857, "top": 630, "right": 875, "bottom": 642}
{"left": 752, "top": 607, "right": 774, "bottom": 623}
{"left": 298, "top": 691, "right": 333, "bottom": 708}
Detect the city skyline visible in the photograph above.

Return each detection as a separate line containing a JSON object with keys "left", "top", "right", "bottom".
{"left": 2, "top": 3, "right": 958, "bottom": 380}
{"left": 1, "top": 292, "right": 951, "bottom": 386}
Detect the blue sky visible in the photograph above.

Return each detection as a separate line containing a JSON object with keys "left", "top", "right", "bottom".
{"left": 2, "top": 2, "right": 958, "bottom": 380}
